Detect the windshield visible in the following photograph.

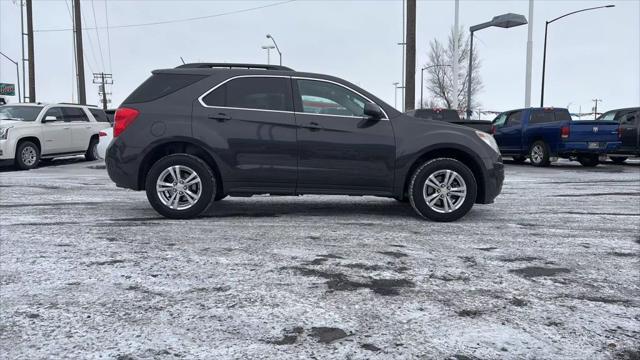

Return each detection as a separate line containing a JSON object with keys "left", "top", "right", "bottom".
{"left": 0, "top": 106, "right": 44, "bottom": 122}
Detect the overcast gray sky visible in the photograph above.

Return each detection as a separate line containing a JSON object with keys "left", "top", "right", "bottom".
{"left": 1, "top": 0, "right": 639, "bottom": 115}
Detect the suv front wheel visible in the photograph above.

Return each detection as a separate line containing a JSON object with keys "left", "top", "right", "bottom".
{"left": 15, "top": 141, "right": 40, "bottom": 170}
{"left": 145, "top": 154, "right": 216, "bottom": 219}
{"left": 408, "top": 158, "right": 477, "bottom": 222}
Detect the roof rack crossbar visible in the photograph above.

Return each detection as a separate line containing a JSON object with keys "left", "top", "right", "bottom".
{"left": 175, "top": 63, "right": 293, "bottom": 71}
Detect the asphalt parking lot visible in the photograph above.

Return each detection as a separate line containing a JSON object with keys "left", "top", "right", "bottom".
{"left": 0, "top": 158, "right": 639, "bottom": 359}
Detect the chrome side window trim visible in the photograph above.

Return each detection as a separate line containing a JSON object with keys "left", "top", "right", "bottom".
{"left": 198, "top": 74, "right": 389, "bottom": 120}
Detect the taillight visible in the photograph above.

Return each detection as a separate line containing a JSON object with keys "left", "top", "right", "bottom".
{"left": 99, "top": 131, "right": 107, "bottom": 137}
{"left": 618, "top": 126, "right": 623, "bottom": 139}
{"left": 113, "top": 107, "right": 139, "bottom": 137}
{"left": 490, "top": 125, "right": 496, "bottom": 135}
{"left": 561, "top": 126, "right": 570, "bottom": 140}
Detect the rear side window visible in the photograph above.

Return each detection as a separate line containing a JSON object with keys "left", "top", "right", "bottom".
{"left": 63, "top": 107, "right": 89, "bottom": 122}
{"left": 125, "top": 74, "right": 205, "bottom": 104}
{"left": 89, "top": 108, "right": 109, "bottom": 122}
{"left": 202, "top": 77, "right": 293, "bottom": 112}
{"left": 555, "top": 109, "right": 571, "bottom": 121}
{"left": 530, "top": 110, "right": 555, "bottom": 124}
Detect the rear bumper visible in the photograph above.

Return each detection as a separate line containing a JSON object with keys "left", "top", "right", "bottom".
{"left": 557, "top": 141, "right": 621, "bottom": 155}
{"left": 105, "top": 139, "right": 142, "bottom": 190}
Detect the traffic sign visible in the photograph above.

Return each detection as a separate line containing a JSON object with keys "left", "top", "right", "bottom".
{"left": 0, "top": 83, "right": 16, "bottom": 96}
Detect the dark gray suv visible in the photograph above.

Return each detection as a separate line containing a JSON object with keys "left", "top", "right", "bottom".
{"left": 106, "top": 63, "right": 503, "bottom": 221}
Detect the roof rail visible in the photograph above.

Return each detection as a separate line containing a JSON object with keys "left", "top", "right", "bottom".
{"left": 175, "top": 63, "right": 294, "bottom": 71}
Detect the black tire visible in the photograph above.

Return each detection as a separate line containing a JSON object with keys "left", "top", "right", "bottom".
{"left": 610, "top": 156, "right": 628, "bottom": 164}
{"left": 512, "top": 155, "right": 527, "bottom": 164}
{"left": 529, "top": 141, "right": 550, "bottom": 167}
{"left": 85, "top": 137, "right": 99, "bottom": 161}
{"left": 408, "top": 158, "right": 477, "bottom": 222}
{"left": 15, "top": 141, "right": 40, "bottom": 170}
{"left": 145, "top": 154, "right": 216, "bottom": 219}
{"left": 577, "top": 155, "right": 599, "bottom": 167}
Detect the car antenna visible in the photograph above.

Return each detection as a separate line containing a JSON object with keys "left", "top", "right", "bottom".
{"left": 180, "top": 57, "right": 186, "bottom": 65}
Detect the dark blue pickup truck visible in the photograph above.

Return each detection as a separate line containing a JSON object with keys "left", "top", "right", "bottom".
{"left": 491, "top": 107, "right": 621, "bottom": 167}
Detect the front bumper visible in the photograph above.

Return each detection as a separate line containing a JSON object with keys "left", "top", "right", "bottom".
{"left": 0, "top": 139, "right": 16, "bottom": 161}
{"left": 479, "top": 158, "right": 504, "bottom": 204}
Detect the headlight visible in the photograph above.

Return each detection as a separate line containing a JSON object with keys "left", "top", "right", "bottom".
{"left": 475, "top": 130, "right": 500, "bottom": 154}
{"left": 0, "top": 127, "right": 10, "bottom": 140}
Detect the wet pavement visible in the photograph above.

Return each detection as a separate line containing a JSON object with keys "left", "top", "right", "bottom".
{"left": 1, "top": 157, "right": 639, "bottom": 359}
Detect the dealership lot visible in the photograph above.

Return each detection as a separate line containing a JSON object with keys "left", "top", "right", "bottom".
{"left": 0, "top": 159, "right": 638, "bottom": 359}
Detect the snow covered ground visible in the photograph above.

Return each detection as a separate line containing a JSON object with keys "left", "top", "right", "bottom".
{"left": 0, "top": 158, "right": 638, "bottom": 359}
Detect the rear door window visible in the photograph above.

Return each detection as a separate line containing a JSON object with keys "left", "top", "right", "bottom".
{"left": 63, "top": 107, "right": 90, "bottom": 122}
{"left": 125, "top": 73, "right": 206, "bottom": 104}
{"left": 202, "top": 77, "right": 293, "bottom": 112}
{"left": 554, "top": 109, "right": 571, "bottom": 121}
{"left": 530, "top": 110, "right": 555, "bottom": 124}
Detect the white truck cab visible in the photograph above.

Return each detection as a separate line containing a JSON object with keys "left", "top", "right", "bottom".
{"left": 0, "top": 103, "right": 110, "bottom": 169}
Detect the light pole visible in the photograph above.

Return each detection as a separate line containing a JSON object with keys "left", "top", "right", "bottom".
{"left": 420, "top": 64, "right": 451, "bottom": 109}
{"left": 393, "top": 82, "right": 404, "bottom": 110}
{"left": 261, "top": 45, "right": 275, "bottom": 65}
{"left": 540, "top": 5, "right": 614, "bottom": 107}
{"left": 467, "top": 13, "right": 528, "bottom": 119}
{"left": 0, "top": 52, "right": 21, "bottom": 103}
{"left": 266, "top": 34, "right": 282, "bottom": 66}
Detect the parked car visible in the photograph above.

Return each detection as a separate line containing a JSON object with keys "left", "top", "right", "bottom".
{"left": 0, "top": 103, "right": 109, "bottom": 169}
{"left": 597, "top": 107, "right": 639, "bottom": 164}
{"left": 106, "top": 63, "right": 504, "bottom": 222}
{"left": 491, "top": 107, "right": 621, "bottom": 167}
{"left": 97, "top": 127, "right": 113, "bottom": 159}
{"left": 406, "top": 108, "right": 492, "bottom": 133}
{"left": 105, "top": 109, "right": 116, "bottom": 125}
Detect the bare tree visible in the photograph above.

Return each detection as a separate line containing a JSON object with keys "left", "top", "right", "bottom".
{"left": 422, "top": 27, "right": 482, "bottom": 111}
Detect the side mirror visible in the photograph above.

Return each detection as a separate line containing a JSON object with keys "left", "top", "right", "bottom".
{"left": 363, "top": 103, "right": 383, "bottom": 119}
{"left": 43, "top": 116, "right": 57, "bottom": 123}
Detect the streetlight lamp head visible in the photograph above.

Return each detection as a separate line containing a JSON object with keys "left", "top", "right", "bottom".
{"left": 605, "top": 4, "right": 615, "bottom": 7}
{"left": 266, "top": 34, "right": 272, "bottom": 39}
{"left": 490, "top": 13, "right": 528, "bottom": 28}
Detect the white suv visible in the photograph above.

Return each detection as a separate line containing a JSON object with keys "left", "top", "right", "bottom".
{"left": 0, "top": 103, "right": 110, "bottom": 169}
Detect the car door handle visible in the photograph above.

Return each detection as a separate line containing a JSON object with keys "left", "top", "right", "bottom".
{"left": 208, "top": 113, "right": 231, "bottom": 121}
{"left": 305, "top": 121, "right": 322, "bottom": 131}
{"left": 63, "top": 127, "right": 71, "bottom": 130}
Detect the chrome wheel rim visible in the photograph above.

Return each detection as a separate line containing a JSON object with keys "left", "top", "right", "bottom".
{"left": 422, "top": 169, "right": 467, "bottom": 214}
{"left": 531, "top": 145, "right": 544, "bottom": 164}
{"left": 21, "top": 146, "right": 37, "bottom": 166}
{"left": 156, "top": 165, "right": 202, "bottom": 210}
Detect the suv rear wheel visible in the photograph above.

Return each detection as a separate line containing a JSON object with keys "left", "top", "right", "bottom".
{"left": 15, "top": 141, "right": 40, "bottom": 170}
{"left": 145, "top": 154, "right": 216, "bottom": 219}
{"left": 408, "top": 158, "right": 477, "bottom": 222}
{"left": 85, "top": 137, "right": 99, "bottom": 161}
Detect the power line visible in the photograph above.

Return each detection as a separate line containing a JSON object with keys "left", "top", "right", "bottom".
{"left": 90, "top": 0, "right": 106, "bottom": 71}
{"left": 103, "top": 0, "right": 112, "bottom": 73}
{"left": 34, "top": 0, "right": 296, "bottom": 33}
{"left": 79, "top": 2, "right": 100, "bottom": 73}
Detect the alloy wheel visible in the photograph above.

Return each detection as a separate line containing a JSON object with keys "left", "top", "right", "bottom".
{"left": 156, "top": 165, "right": 202, "bottom": 210}
{"left": 422, "top": 169, "right": 467, "bottom": 214}
{"left": 21, "top": 146, "right": 37, "bottom": 166}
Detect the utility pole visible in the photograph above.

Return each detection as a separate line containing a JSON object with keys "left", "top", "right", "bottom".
{"left": 93, "top": 73, "right": 113, "bottom": 110}
{"left": 20, "top": 0, "right": 26, "bottom": 102}
{"left": 73, "top": 0, "right": 86, "bottom": 104}
{"left": 524, "top": 0, "right": 534, "bottom": 107}
{"left": 398, "top": 0, "right": 406, "bottom": 112}
{"left": 404, "top": 0, "right": 416, "bottom": 111}
{"left": 26, "top": 0, "right": 36, "bottom": 102}
{"left": 452, "top": 0, "right": 459, "bottom": 110}
{"left": 592, "top": 98, "right": 602, "bottom": 120}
